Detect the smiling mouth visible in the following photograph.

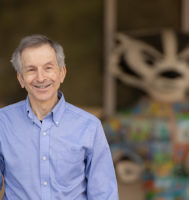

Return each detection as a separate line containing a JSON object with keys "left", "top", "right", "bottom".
{"left": 33, "top": 83, "right": 51, "bottom": 89}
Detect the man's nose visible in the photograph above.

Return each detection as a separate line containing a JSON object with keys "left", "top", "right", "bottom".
{"left": 36, "top": 69, "right": 46, "bottom": 82}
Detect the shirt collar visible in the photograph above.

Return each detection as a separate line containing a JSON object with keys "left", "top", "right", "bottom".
{"left": 51, "top": 91, "right": 66, "bottom": 126}
{"left": 25, "top": 90, "right": 66, "bottom": 126}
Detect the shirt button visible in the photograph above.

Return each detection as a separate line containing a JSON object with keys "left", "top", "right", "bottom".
{"left": 56, "top": 121, "right": 59, "bottom": 125}
{"left": 42, "top": 156, "right": 47, "bottom": 161}
{"left": 43, "top": 181, "right": 48, "bottom": 186}
{"left": 43, "top": 132, "right": 47, "bottom": 136}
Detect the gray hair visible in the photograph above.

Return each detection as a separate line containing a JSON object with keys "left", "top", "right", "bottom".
{"left": 11, "top": 34, "right": 65, "bottom": 73}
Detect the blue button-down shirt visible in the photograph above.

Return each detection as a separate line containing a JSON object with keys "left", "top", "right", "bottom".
{"left": 0, "top": 92, "right": 118, "bottom": 200}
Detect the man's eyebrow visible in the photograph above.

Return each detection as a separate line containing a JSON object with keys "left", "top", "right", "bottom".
{"left": 25, "top": 62, "right": 54, "bottom": 68}
{"left": 25, "top": 65, "right": 36, "bottom": 69}
{"left": 43, "top": 61, "right": 54, "bottom": 66}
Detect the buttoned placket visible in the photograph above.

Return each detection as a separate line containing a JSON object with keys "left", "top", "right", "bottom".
{"left": 39, "top": 118, "right": 53, "bottom": 200}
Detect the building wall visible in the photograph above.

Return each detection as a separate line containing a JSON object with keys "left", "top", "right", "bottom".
{"left": 0, "top": 0, "right": 180, "bottom": 108}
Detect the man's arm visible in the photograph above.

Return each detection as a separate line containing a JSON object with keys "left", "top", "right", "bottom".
{"left": 0, "top": 176, "right": 3, "bottom": 200}
{"left": 0, "top": 154, "right": 4, "bottom": 191}
{"left": 85, "top": 120, "right": 119, "bottom": 200}
{"left": 0, "top": 119, "right": 5, "bottom": 199}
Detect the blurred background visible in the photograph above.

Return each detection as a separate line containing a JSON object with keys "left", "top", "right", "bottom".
{"left": 0, "top": 0, "right": 104, "bottom": 106}
{"left": 0, "top": 0, "right": 180, "bottom": 107}
{"left": 0, "top": 0, "right": 188, "bottom": 199}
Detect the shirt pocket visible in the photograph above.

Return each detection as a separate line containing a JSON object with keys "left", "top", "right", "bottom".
{"left": 55, "top": 148, "right": 85, "bottom": 187}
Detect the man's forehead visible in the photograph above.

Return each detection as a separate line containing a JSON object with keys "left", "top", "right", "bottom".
{"left": 20, "top": 44, "right": 57, "bottom": 67}
{"left": 21, "top": 44, "right": 55, "bottom": 56}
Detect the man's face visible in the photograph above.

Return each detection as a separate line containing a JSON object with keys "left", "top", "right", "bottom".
{"left": 17, "top": 44, "right": 66, "bottom": 105}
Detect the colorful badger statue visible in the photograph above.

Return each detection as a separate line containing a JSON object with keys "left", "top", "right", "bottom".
{"left": 105, "top": 29, "right": 189, "bottom": 200}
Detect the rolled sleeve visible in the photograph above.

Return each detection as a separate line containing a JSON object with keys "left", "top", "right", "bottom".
{"left": 86, "top": 121, "right": 119, "bottom": 200}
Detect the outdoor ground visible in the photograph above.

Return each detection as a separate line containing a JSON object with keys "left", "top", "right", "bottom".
{"left": 118, "top": 181, "right": 145, "bottom": 200}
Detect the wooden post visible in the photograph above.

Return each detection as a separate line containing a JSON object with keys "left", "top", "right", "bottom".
{"left": 181, "top": 0, "right": 189, "bottom": 32}
{"left": 103, "top": 0, "right": 117, "bottom": 117}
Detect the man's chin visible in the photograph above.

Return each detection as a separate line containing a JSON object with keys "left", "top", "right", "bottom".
{"left": 29, "top": 94, "right": 52, "bottom": 103}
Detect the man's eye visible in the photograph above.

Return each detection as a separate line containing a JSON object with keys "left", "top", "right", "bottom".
{"left": 27, "top": 68, "right": 35, "bottom": 72}
{"left": 46, "top": 66, "right": 52, "bottom": 70}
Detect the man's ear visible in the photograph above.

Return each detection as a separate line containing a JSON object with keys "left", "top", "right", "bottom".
{"left": 17, "top": 73, "right": 25, "bottom": 88}
{"left": 60, "top": 66, "right": 66, "bottom": 83}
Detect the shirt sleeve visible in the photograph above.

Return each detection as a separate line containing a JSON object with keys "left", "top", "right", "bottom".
{"left": 0, "top": 119, "right": 4, "bottom": 190}
{"left": 85, "top": 120, "right": 119, "bottom": 200}
{"left": 0, "top": 154, "right": 4, "bottom": 190}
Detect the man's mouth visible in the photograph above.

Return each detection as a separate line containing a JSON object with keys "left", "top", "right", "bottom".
{"left": 33, "top": 83, "right": 51, "bottom": 89}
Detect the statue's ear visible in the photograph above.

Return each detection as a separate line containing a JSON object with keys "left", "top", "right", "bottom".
{"left": 115, "top": 33, "right": 133, "bottom": 48}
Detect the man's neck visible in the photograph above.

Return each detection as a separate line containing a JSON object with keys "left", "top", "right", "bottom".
{"left": 29, "top": 96, "right": 58, "bottom": 121}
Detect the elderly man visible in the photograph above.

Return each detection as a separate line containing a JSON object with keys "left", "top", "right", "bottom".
{"left": 0, "top": 35, "right": 118, "bottom": 199}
